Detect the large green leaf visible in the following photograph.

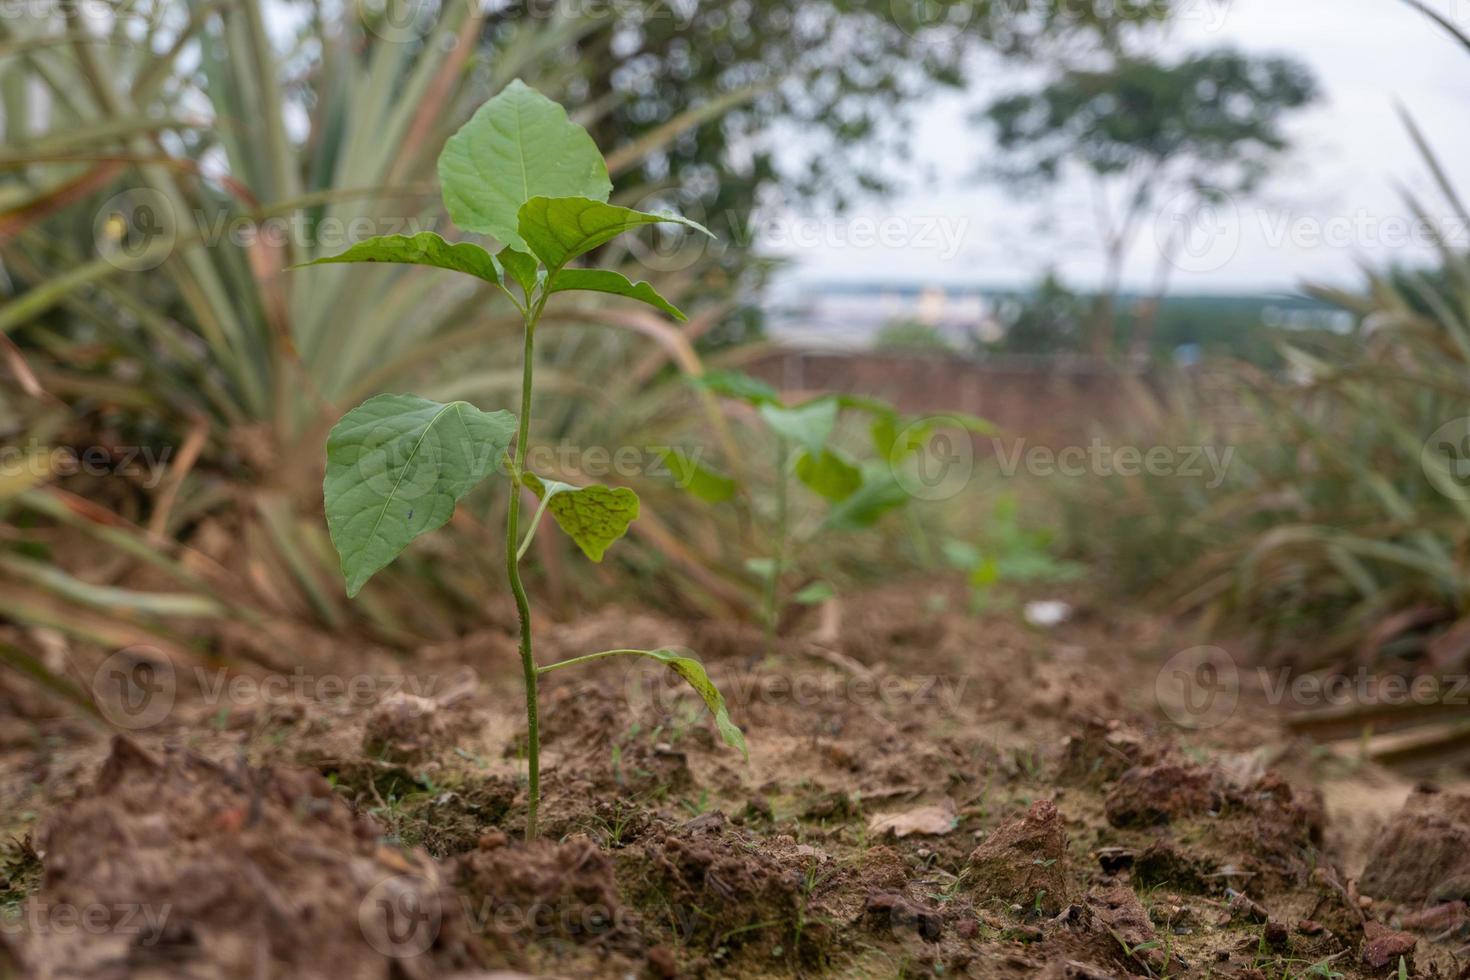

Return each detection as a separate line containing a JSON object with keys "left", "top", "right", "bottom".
{"left": 759, "top": 398, "right": 837, "bottom": 455}
{"left": 295, "top": 232, "right": 504, "bottom": 286}
{"left": 523, "top": 473, "right": 639, "bottom": 561}
{"left": 549, "top": 268, "right": 687, "bottom": 321}
{"left": 518, "top": 196, "right": 714, "bottom": 270}
{"left": 437, "top": 79, "right": 611, "bottom": 251}
{"left": 325, "top": 394, "right": 517, "bottom": 596}
{"left": 795, "top": 448, "right": 862, "bottom": 501}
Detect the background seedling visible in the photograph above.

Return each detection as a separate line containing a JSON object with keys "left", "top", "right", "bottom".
{"left": 300, "top": 80, "right": 745, "bottom": 838}
{"left": 690, "top": 370, "right": 992, "bottom": 647}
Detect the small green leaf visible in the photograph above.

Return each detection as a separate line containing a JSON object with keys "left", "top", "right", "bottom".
{"left": 523, "top": 473, "right": 639, "bottom": 561}
{"left": 693, "top": 370, "right": 780, "bottom": 405}
{"left": 295, "top": 232, "right": 504, "bottom": 286}
{"left": 759, "top": 398, "right": 837, "bottom": 455}
{"left": 518, "top": 196, "right": 713, "bottom": 270}
{"left": 745, "top": 557, "right": 779, "bottom": 578}
{"left": 794, "top": 448, "right": 862, "bottom": 501}
{"left": 498, "top": 247, "right": 540, "bottom": 297}
{"left": 870, "top": 411, "right": 900, "bottom": 458}
{"left": 822, "top": 468, "right": 910, "bottom": 530}
{"left": 550, "top": 268, "right": 687, "bottom": 321}
{"left": 793, "top": 581, "right": 836, "bottom": 605}
{"left": 941, "top": 539, "right": 982, "bottom": 570}
{"left": 438, "top": 79, "right": 611, "bottom": 250}
{"left": 325, "top": 394, "right": 517, "bottom": 597}
{"left": 634, "top": 648, "right": 747, "bottom": 758}
{"left": 659, "top": 451, "right": 737, "bottom": 502}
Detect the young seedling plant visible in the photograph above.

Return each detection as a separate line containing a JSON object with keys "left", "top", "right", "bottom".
{"left": 297, "top": 80, "right": 745, "bottom": 839}
{"left": 689, "top": 370, "right": 992, "bottom": 646}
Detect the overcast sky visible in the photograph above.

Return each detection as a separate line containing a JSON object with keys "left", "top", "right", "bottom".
{"left": 768, "top": 0, "right": 1470, "bottom": 294}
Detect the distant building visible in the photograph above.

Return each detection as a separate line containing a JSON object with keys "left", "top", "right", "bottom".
{"left": 768, "top": 282, "right": 996, "bottom": 350}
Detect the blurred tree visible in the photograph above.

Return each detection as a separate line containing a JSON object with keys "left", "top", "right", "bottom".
{"left": 473, "top": 0, "right": 1182, "bottom": 344}
{"left": 989, "top": 269, "right": 1084, "bottom": 355}
{"left": 874, "top": 318, "right": 954, "bottom": 354}
{"left": 980, "top": 48, "right": 1318, "bottom": 357}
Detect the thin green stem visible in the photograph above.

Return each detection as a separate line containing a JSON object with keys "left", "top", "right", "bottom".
{"left": 762, "top": 436, "right": 789, "bottom": 653}
{"left": 507, "top": 288, "right": 549, "bottom": 840}
{"left": 537, "top": 648, "right": 648, "bottom": 675}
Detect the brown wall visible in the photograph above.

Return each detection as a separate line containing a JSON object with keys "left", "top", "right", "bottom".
{"left": 744, "top": 349, "right": 1169, "bottom": 446}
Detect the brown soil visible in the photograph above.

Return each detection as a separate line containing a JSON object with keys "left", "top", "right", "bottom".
{"left": 2, "top": 580, "right": 1469, "bottom": 978}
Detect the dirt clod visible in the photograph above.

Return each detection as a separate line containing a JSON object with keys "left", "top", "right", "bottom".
{"left": 1360, "top": 787, "right": 1470, "bottom": 905}
{"left": 1104, "top": 763, "right": 1219, "bottom": 827}
{"left": 1361, "top": 920, "right": 1417, "bottom": 969}
{"left": 967, "top": 799, "right": 1069, "bottom": 915}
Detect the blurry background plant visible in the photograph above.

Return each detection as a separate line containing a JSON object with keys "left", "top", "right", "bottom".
{"left": 1052, "top": 7, "right": 1470, "bottom": 768}
{"left": 943, "top": 493, "right": 1082, "bottom": 613}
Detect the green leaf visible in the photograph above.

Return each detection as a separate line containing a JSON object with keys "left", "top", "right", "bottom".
{"left": 870, "top": 411, "right": 900, "bottom": 458}
{"left": 498, "top": 247, "right": 540, "bottom": 297}
{"left": 794, "top": 448, "right": 862, "bottom": 501}
{"left": 641, "top": 648, "right": 746, "bottom": 758}
{"left": 294, "top": 232, "right": 504, "bottom": 287}
{"left": 518, "top": 196, "right": 713, "bottom": 270}
{"left": 759, "top": 398, "right": 837, "bottom": 455}
{"left": 793, "top": 581, "right": 836, "bottom": 605}
{"left": 744, "top": 557, "right": 779, "bottom": 578}
{"left": 523, "top": 473, "right": 639, "bottom": 561}
{"left": 660, "top": 451, "right": 737, "bottom": 502}
{"left": 437, "top": 79, "right": 611, "bottom": 251}
{"left": 822, "top": 468, "right": 910, "bottom": 531}
{"left": 550, "top": 268, "right": 687, "bottom": 321}
{"left": 941, "top": 539, "right": 982, "bottom": 570}
{"left": 694, "top": 370, "right": 780, "bottom": 405}
{"left": 325, "top": 394, "right": 517, "bottom": 597}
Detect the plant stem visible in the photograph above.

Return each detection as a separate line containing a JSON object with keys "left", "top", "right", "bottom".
{"left": 537, "top": 648, "right": 647, "bottom": 675}
{"left": 762, "top": 436, "right": 788, "bottom": 653}
{"left": 507, "top": 292, "right": 548, "bottom": 840}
